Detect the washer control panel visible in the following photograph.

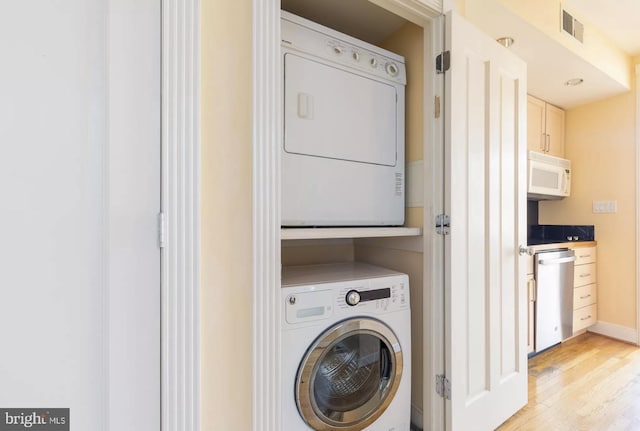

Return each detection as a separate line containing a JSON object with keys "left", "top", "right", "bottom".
{"left": 345, "top": 287, "right": 390, "bottom": 306}
{"left": 337, "top": 279, "right": 408, "bottom": 313}
{"left": 282, "top": 263, "right": 410, "bottom": 326}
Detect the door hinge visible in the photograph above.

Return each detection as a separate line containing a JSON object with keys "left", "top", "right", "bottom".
{"left": 436, "top": 51, "right": 451, "bottom": 74}
{"left": 435, "top": 95, "right": 441, "bottom": 119}
{"left": 435, "top": 213, "right": 450, "bottom": 235}
{"left": 158, "top": 212, "right": 166, "bottom": 249}
{"left": 436, "top": 374, "right": 451, "bottom": 399}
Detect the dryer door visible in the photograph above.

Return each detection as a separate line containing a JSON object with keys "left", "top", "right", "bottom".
{"left": 296, "top": 317, "right": 402, "bottom": 430}
{"left": 283, "top": 53, "right": 399, "bottom": 167}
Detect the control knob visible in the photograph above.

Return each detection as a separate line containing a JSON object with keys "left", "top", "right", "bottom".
{"left": 345, "top": 290, "right": 361, "bottom": 306}
{"left": 385, "top": 62, "right": 399, "bottom": 76}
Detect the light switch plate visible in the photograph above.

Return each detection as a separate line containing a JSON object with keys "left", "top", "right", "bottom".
{"left": 592, "top": 200, "right": 617, "bottom": 213}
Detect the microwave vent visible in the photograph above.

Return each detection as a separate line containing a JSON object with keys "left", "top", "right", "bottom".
{"left": 562, "top": 9, "right": 584, "bottom": 43}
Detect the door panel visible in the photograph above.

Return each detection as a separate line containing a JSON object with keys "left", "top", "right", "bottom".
{"left": 444, "top": 11, "right": 527, "bottom": 431}
{"left": 0, "top": 1, "right": 160, "bottom": 430}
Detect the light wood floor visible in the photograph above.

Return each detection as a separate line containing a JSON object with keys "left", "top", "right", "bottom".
{"left": 498, "top": 332, "right": 640, "bottom": 431}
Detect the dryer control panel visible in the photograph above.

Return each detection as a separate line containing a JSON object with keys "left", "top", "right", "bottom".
{"left": 281, "top": 11, "right": 406, "bottom": 85}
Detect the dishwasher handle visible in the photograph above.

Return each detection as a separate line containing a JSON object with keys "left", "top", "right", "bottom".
{"left": 538, "top": 256, "right": 577, "bottom": 265}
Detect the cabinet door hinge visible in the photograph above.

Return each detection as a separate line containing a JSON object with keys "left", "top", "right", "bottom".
{"left": 436, "top": 213, "right": 450, "bottom": 235}
{"left": 435, "top": 374, "right": 451, "bottom": 399}
{"left": 436, "top": 51, "right": 451, "bottom": 74}
{"left": 158, "top": 212, "right": 166, "bottom": 249}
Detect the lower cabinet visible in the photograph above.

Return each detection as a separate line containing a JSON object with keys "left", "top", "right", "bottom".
{"left": 572, "top": 246, "right": 597, "bottom": 333}
{"left": 573, "top": 304, "right": 597, "bottom": 331}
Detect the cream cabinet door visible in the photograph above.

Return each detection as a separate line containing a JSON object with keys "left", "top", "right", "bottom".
{"left": 527, "top": 95, "right": 546, "bottom": 153}
{"left": 545, "top": 103, "right": 565, "bottom": 157}
{"left": 526, "top": 95, "right": 565, "bottom": 157}
{"left": 444, "top": 10, "right": 528, "bottom": 431}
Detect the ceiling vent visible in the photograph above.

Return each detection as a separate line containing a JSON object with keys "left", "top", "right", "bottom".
{"left": 562, "top": 9, "right": 584, "bottom": 43}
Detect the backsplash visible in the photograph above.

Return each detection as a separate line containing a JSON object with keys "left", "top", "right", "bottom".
{"left": 528, "top": 224, "right": 595, "bottom": 245}
{"left": 527, "top": 201, "right": 539, "bottom": 226}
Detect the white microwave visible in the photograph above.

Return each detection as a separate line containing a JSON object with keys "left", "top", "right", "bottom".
{"left": 527, "top": 151, "right": 571, "bottom": 200}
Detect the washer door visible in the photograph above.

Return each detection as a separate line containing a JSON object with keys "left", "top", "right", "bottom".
{"left": 296, "top": 317, "right": 403, "bottom": 431}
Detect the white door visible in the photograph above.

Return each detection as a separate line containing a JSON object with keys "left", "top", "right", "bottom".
{"left": 0, "top": 1, "right": 160, "bottom": 430}
{"left": 443, "top": 11, "right": 528, "bottom": 431}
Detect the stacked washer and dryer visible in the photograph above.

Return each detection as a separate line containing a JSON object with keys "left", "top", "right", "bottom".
{"left": 280, "top": 11, "right": 412, "bottom": 431}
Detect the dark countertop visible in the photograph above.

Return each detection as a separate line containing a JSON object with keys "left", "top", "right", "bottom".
{"left": 528, "top": 240, "right": 597, "bottom": 251}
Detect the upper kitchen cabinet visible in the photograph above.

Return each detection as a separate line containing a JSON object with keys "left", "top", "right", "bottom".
{"left": 527, "top": 95, "right": 565, "bottom": 158}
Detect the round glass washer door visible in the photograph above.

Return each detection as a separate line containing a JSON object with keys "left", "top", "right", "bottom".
{"left": 295, "top": 317, "right": 403, "bottom": 431}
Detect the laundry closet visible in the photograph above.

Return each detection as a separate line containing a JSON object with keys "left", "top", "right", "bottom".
{"left": 279, "top": 0, "right": 433, "bottom": 429}
{"left": 256, "top": 0, "right": 531, "bottom": 430}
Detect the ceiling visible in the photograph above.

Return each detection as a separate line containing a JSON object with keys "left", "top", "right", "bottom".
{"left": 563, "top": 0, "right": 640, "bottom": 56}
{"left": 464, "top": 1, "right": 632, "bottom": 109}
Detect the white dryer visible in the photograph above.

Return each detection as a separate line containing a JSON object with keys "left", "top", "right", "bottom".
{"left": 281, "top": 262, "right": 411, "bottom": 431}
{"left": 280, "top": 11, "right": 406, "bottom": 226}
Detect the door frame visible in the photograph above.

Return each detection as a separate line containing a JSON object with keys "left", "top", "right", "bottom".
{"left": 252, "top": 1, "right": 443, "bottom": 430}
{"left": 636, "top": 64, "right": 640, "bottom": 347}
{"left": 161, "top": 0, "right": 201, "bottom": 430}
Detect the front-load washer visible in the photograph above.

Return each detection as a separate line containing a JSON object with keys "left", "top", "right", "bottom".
{"left": 281, "top": 11, "right": 406, "bottom": 226}
{"left": 281, "top": 262, "right": 411, "bottom": 431}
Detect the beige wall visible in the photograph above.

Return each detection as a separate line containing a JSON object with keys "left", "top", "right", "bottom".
{"left": 539, "top": 80, "right": 637, "bottom": 329}
{"left": 376, "top": 22, "right": 426, "bottom": 410}
{"left": 281, "top": 240, "right": 354, "bottom": 266}
{"left": 380, "top": 22, "right": 425, "bottom": 228}
{"left": 201, "top": 1, "right": 253, "bottom": 430}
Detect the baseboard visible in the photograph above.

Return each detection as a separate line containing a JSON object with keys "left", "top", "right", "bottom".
{"left": 411, "top": 403, "right": 424, "bottom": 429}
{"left": 588, "top": 321, "right": 638, "bottom": 344}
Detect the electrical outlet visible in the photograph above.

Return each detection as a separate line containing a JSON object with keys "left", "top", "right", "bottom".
{"left": 592, "top": 200, "right": 617, "bottom": 213}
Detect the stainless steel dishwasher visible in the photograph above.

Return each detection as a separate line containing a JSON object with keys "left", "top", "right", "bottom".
{"left": 534, "top": 248, "right": 576, "bottom": 352}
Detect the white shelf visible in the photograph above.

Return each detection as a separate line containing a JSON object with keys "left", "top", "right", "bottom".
{"left": 281, "top": 226, "right": 422, "bottom": 240}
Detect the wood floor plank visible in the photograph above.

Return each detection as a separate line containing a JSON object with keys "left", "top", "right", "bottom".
{"left": 498, "top": 333, "right": 640, "bottom": 431}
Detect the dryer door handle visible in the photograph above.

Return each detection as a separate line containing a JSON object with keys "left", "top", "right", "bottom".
{"left": 297, "top": 92, "right": 314, "bottom": 119}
